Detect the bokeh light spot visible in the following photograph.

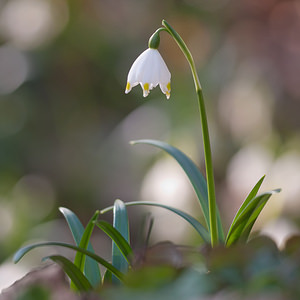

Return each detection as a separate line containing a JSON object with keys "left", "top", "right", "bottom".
{"left": 0, "top": 0, "right": 69, "bottom": 50}
{"left": 0, "top": 44, "right": 29, "bottom": 95}
{"left": 141, "top": 158, "right": 196, "bottom": 243}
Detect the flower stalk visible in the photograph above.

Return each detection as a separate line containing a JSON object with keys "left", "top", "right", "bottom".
{"left": 162, "top": 20, "right": 218, "bottom": 247}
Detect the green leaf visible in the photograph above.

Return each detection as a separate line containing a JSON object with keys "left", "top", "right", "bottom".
{"left": 44, "top": 255, "right": 92, "bottom": 292}
{"left": 102, "top": 270, "right": 112, "bottom": 285}
{"left": 13, "top": 241, "right": 125, "bottom": 281}
{"left": 239, "top": 197, "right": 272, "bottom": 242}
{"left": 71, "top": 210, "right": 99, "bottom": 290}
{"left": 130, "top": 139, "right": 224, "bottom": 242}
{"left": 101, "top": 201, "right": 210, "bottom": 244}
{"left": 112, "top": 199, "right": 130, "bottom": 284}
{"left": 226, "top": 189, "right": 280, "bottom": 246}
{"left": 96, "top": 220, "right": 133, "bottom": 264}
{"left": 225, "top": 176, "right": 265, "bottom": 244}
{"left": 231, "top": 176, "right": 265, "bottom": 222}
{"left": 59, "top": 207, "right": 101, "bottom": 287}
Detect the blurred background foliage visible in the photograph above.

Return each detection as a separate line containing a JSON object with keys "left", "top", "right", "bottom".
{"left": 0, "top": 0, "right": 300, "bottom": 289}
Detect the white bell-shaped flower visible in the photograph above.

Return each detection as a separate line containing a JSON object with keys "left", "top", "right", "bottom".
{"left": 125, "top": 48, "right": 171, "bottom": 99}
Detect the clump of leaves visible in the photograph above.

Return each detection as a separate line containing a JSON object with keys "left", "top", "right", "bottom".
{"left": 14, "top": 201, "right": 131, "bottom": 291}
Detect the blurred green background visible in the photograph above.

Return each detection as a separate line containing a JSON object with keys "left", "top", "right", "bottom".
{"left": 0, "top": 0, "right": 300, "bottom": 288}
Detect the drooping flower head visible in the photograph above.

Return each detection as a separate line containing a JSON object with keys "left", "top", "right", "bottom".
{"left": 125, "top": 31, "right": 171, "bottom": 99}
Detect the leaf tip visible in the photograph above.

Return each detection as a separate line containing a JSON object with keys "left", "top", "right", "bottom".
{"left": 100, "top": 206, "right": 113, "bottom": 214}
{"left": 114, "top": 199, "right": 124, "bottom": 205}
{"left": 41, "top": 256, "right": 50, "bottom": 263}
{"left": 59, "top": 207, "right": 68, "bottom": 214}
{"left": 13, "top": 252, "right": 21, "bottom": 264}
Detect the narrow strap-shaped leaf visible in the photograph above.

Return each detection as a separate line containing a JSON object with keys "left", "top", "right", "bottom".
{"left": 13, "top": 241, "right": 125, "bottom": 281}
{"left": 112, "top": 199, "right": 130, "bottom": 283}
{"left": 101, "top": 201, "right": 210, "bottom": 243}
{"left": 238, "top": 197, "right": 271, "bottom": 242}
{"left": 130, "top": 139, "right": 224, "bottom": 242}
{"left": 232, "top": 176, "right": 265, "bottom": 223}
{"left": 59, "top": 207, "right": 101, "bottom": 286}
{"left": 71, "top": 210, "right": 99, "bottom": 290}
{"left": 102, "top": 270, "right": 112, "bottom": 285}
{"left": 227, "top": 189, "right": 280, "bottom": 242}
{"left": 130, "top": 140, "right": 209, "bottom": 225}
{"left": 225, "top": 176, "right": 265, "bottom": 243}
{"left": 96, "top": 220, "right": 133, "bottom": 264}
{"left": 226, "top": 189, "right": 280, "bottom": 246}
{"left": 43, "top": 255, "right": 92, "bottom": 292}
{"left": 59, "top": 207, "right": 85, "bottom": 244}
{"left": 226, "top": 194, "right": 271, "bottom": 246}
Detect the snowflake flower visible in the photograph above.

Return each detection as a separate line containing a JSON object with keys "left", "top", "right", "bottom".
{"left": 125, "top": 48, "right": 171, "bottom": 99}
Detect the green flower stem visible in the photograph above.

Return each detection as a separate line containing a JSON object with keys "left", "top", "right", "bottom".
{"left": 162, "top": 20, "right": 218, "bottom": 247}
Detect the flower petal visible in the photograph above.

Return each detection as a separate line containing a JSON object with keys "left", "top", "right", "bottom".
{"left": 160, "top": 82, "right": 171, "bottom": 99}
{"left": 125, "top": 48, "right": 171, "bottom": 99}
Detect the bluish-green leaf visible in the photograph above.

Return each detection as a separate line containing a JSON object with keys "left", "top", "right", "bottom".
{"left": 71, "top": 210, "right": 99, "bottom": 290}
{"left": 101, "top": 201, "right": 210, "bottom": 244}
{"left": 130, "top": 139, "right": 224, "bottom": 242}
{"left": 226, "top": 189, "right": 280, "bottom": 246}
{"left": 13, "top": 241, "right": 125, "bottom": 281}
{"left": 43, "top": 255, "right": 92, "bottom": 292}
{"left": 96, "top": 220, "right": 133, "bottom": 264}
{"left": 112, "top": 199, "right": 130, "bottom": 283}
{"left": 59, "top": 207, "right": 101, "bottom": 287}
